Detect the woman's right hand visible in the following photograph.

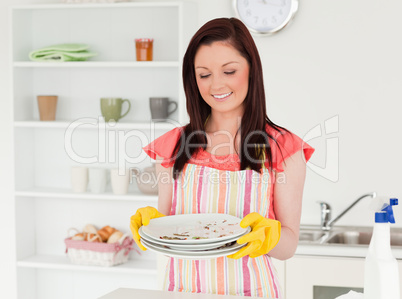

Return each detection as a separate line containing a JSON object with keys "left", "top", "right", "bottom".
{"left": 130, "top": 206, "right": 165, "bottom": 250}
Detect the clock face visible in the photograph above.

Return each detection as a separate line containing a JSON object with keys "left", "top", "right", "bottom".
{"left": 234, "top": 0, "right": 298, "bottom": 35}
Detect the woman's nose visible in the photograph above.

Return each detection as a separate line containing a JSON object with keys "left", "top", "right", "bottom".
{"left": 210, "top": 74, "right": 225, "bottom": 90}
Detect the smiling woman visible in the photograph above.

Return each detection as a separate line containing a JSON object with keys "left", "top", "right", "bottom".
{"left": 130, "top": 17, "right": 314, "bottom": 298}
{"left": 194, "top": 42, "right": 249, "bottom": 115}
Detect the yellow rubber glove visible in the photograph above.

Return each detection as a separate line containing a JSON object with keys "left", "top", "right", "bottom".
{"left": 130, "top": 206, "right": 165, "bottom": 251}
{"left": 227, "top": 212, "right": 281, "bottom": 259}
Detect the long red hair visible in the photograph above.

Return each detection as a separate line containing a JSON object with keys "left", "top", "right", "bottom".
{"left": 172, "top": 17, "right": 285, "bottom": 179}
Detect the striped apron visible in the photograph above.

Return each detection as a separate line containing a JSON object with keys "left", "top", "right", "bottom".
{"left": 162, "top": 163, "right": 283, "bottom": 298}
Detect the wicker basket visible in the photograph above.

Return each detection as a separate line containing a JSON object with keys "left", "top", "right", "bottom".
{"left": 65, "top": 234, "right": 134, "bottom": 267}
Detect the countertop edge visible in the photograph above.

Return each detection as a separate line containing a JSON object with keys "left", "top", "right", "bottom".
{"left": 296, "top": 244, "right": 402, "bottom": 259}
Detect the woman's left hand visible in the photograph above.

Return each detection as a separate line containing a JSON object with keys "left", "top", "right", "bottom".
{"left": 227, "top": 212, "right": 281, "bottom": 259}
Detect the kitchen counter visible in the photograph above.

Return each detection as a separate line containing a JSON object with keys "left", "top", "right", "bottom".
{"left": 99, "top": 288, "right": 260, "bottom": 299}
{"left": 297, "top": 225, "right": 402, "bottom": 259}
{"left": 296, "top": 243, "right": 402, "bottom": 259}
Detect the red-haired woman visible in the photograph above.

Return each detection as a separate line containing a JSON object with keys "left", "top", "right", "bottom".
{"left": 131, "top": 18, "right": 314, "bottom": 298}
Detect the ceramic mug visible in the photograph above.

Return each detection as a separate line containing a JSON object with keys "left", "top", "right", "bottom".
{"left": 100, "top": 98, "right": 131, "bottom": 122}
{"left": 88, "top": 167, "right": 108, "bottom": 193}
{"left": 110, "top": 168, "right": 131, "bottom": 195}
{"left": 149, "top": 97, "right": 178, "bottom": 120}
{"left": 37, "top": 95, "right": 58, "bottom": 121}
{"left": 71, "top": 166, "right": 88, "bottom": 193}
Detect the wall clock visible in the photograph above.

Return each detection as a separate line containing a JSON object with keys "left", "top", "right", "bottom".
{"left": 233, "top": 0, "right": 299, "bottom": 36}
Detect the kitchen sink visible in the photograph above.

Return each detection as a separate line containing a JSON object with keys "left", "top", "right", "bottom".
{"left": 326, "top": 230, "right": 402, "bottom": 247}
{"left": 299, "top": 225, "right": 402, "bottom": 248}
{"left": 298, "top": 228, "right": 327, "bottom": 243}
{"left": 325, "top": 230, "right": 372, "bottom": 245}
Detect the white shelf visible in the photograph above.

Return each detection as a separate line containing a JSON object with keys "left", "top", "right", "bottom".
{"left": 14, "top": 120, "right": 178, "bottom": 130}
{"left": 15, "top": 187, "right": 158, "bottom": 202}
{"left": 11, "top": 2, "right": 196, "bottom": 297}
{"left": 13, "top": 61, "right": 179, "bottom": 68}
{"left": 17, "top": 255, "right": 157, "bottom": 274}
{"left": 12, "top": 2, "right": 183, "bottom": 10}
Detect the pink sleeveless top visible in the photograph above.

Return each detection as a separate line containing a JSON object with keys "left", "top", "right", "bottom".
{"left": 143, "top": 126, "right": 314, "bottom": 220}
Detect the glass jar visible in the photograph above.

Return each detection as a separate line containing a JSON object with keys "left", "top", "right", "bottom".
{"left": 135, "top": 38, "right": 154, "bottom": 61}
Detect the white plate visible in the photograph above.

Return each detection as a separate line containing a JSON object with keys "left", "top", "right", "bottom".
{"left": 139, "top": 226, "right": 250, "bottom": 251}
{"left": 141, "top": 238, "right": 244, "bottom": 259}
{"left": 141, "top": 238, "right": 245, "bottom": 255}
{"left": 142, "top": 213, "right": 247, "bottom": 244}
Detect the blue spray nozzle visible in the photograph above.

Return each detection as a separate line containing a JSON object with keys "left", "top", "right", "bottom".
{"left": 376, "top": 198, "right": 398, "bottom": 223}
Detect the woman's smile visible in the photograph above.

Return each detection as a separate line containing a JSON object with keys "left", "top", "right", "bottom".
{"left": 212, "top": 92, "right": 233, "bottom": 101}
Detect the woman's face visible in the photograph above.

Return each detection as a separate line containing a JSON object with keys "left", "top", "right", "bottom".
{"left": 194, "top": 41, "right": 250, "bottom": 115}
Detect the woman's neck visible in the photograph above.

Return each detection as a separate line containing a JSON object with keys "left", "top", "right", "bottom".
{"left": 204, "top": 111, "right": 243, "bottom": 155}
{"left": 205, "top": 111, "right": 242, "bottom": 136}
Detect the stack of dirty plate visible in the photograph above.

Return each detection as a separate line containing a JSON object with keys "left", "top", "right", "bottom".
{"left": 138, "top": 213, "right": 251, "bottom": 259}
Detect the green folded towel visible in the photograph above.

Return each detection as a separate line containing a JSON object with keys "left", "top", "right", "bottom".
{"left": 29, "top": 43, "right": 97, "bottom": 62}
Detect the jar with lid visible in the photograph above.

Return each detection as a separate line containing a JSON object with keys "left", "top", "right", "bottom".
{"left": 135, "top": 38, "right": 153, "bottom": 61}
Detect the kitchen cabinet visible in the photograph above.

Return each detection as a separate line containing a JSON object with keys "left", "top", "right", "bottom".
{"left": 286, "top": 256, "right": 364, "bottom": 299}
{"left": 10, "top": 2, "right": 197, "bottom": 299}
{"left": 285, "top": 255, "right": 402, "bottom": 299}
{"left": 272, "top": 258, "right": 285, "bottom": 295}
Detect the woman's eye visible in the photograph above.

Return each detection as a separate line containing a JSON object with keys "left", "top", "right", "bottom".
{"left": 199, "top": 74, "right": 211, "bottom": 79}
{"left": 225, "top": 71, "right": 236, "bottom": 75}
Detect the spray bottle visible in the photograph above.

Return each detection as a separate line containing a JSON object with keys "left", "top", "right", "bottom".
{"left": 364, "top": 198, "right": 400, "bottom": 299}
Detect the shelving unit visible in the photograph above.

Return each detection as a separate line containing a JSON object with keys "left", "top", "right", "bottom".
{"left": 15, "top": 187, "right": 158, "bottom": 202}
{"left": 13, "top": 61, "right": 180, "bottom": 68}
{"left": 14, "top": 120, "right": 177, "bottom": 130}
{"left": 10, "top": 2, "right": 197, "bottom": 299}
{"left": 17, "top": 255, "right": 157, "bottom": 274}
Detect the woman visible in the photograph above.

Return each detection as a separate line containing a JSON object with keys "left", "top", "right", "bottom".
{"left": 131, "top": 18, "right": 314, "bottom": 298}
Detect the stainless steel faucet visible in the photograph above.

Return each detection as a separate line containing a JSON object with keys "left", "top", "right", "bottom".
{"left": 319, "top": 192, "right": 377, "bottom": 231}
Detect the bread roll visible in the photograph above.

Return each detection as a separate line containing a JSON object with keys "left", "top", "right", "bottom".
{"left": 107, "top": 230, "right": 124, "bottom": 243}
{"left": 83, "top": 224, "right": 98, "bottom": 234}
{"left": 71, "top": 233, "right": 85, "bottom": 241}
{"left": 97, "top": 225, "right": 116, "bottom": 242}
{"left": 85, "top": 233, "right": 102, "bottom": 242}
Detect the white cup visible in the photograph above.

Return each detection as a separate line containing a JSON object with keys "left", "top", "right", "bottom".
{"left": 110, "top": 168, "right": 130, "bottom": 195}
{"left": 88, "top": 168, "right": 108, "bottom": 193}
{"left": 71, "top": 166, "right": 88, "bottom": 193}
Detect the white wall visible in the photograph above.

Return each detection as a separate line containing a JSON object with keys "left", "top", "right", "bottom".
{"left": 184, "top": 0, "right": 402, "bottom": 227}
{"left": 1, "top": 0, "right": 402, "bottom": 297}
{"left": 259, "top": 0, "right": 402, "bottom": 227}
